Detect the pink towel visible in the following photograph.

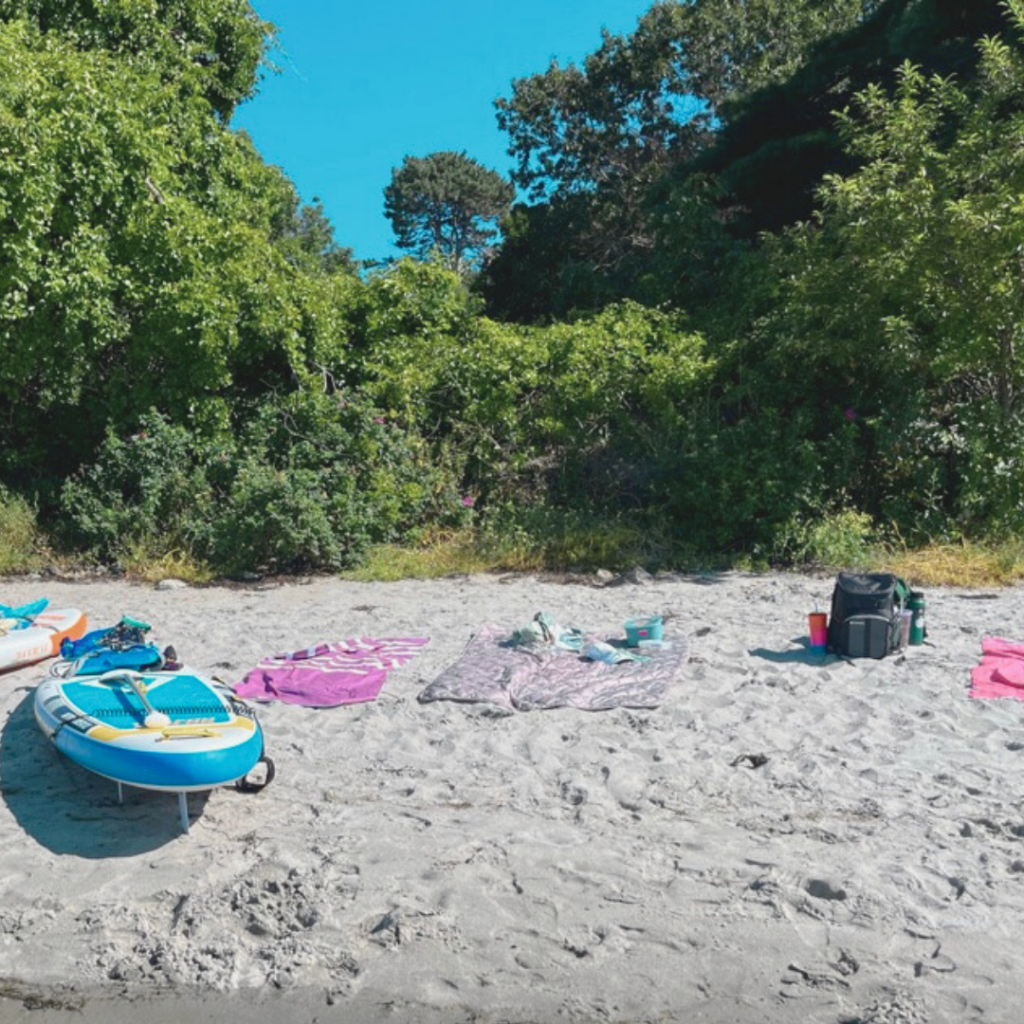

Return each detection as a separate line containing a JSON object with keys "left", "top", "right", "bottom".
{"left": 970, "top": 637, "right": 1024, "bottom": 700}
{"left": 235, "top": 637, "right": 430, "bottom": 707}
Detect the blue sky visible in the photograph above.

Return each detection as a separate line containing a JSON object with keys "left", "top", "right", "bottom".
{"left": 234, "top": 1, "right": 652, "bottom": 263}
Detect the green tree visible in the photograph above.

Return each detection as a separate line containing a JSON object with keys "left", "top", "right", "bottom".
{"left": 383, "top": 151, "right": 514, "bottom": 275}
{"left": 495, "top": 4, "right": 696, "bottom": 204}
{"left": 271, "top": 192, "right": 356, "bottom": 276}
{"left": 487, "top": 0, "right": 871, "bottom": 319}
{"left": 680, "top": 0, "right": 874, "bottom": 111}
{"left": 757, "top": 3, "right": 1024, "bottom": 533}
{"left": 494, "top": 0, "right": 873, "bottom": 204}
{"left": 477, "top": 197, "right": 623, "bottom": 323}
{"left": 0, "top": 0, "right": 272, "bottom": 118}
{"left": 493, "top": 3, "right": 702, "bottom": 290}
{"left": 0, "top": 19, "right": 351, "bottom": 476}
{"left": 487, "top": 0, "right": 1003, "bottom": 320}
{"left": 702, "top": 0, "right": 1006, "bottom": 235}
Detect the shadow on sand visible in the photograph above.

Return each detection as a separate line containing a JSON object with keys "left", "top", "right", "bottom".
{"left": 749, "top": 636, "right": 834, "bottom": 665}
{"left": 674, "top": 572, "right": 730, "bottom": 586}
{"left": 0, "top": 689, "right": 208, "bottom": 857}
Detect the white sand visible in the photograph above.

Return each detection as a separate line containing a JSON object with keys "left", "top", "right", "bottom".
{"left": 0, "top": 570, "right": 1021, "bottom": 1023}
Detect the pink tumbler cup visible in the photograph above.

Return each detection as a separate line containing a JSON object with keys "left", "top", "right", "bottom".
{"left": 808, "top": 612, "right": 828, "bottom": 653}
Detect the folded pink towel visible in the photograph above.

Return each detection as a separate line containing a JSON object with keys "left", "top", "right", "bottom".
{"left": 970, "top": 637, "right": 1024, "bottom": 700}
{"left": 235, "top": 637, "right": 430, "bottom": 707}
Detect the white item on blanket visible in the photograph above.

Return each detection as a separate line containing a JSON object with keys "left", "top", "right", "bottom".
{"left": 583, "top": 640, "right": 642, "bottom": 664}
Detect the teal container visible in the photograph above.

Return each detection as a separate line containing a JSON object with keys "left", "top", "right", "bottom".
{"left": 624, "top": 616, "right": 664, "bottom": 648}
{"left": 908, "top": 591, "right": 927, "bottom": 645}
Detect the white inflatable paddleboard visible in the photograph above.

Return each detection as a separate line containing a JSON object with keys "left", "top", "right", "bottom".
{"left": 34, "top": 666, "right": 268, "bottom": 832}
{"left": 0, "top": 609, "right": 87, "bottom": 673}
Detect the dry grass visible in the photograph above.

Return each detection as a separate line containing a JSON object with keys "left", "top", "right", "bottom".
{"left": 343, "top": 518, "right": 713, "bottom": 583}
{"left": 880, "top": 540, "right": 1024, "bottom": 589}
{"left": 341, "top": 529, "right": 547, "bottom": 582}
{"left": 347, "top": 532, "right": 1024, "bottom": 589}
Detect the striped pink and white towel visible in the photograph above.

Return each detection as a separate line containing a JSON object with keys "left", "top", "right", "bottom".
{"left": 235, "top": 637, "right": 430, "bottom": 707}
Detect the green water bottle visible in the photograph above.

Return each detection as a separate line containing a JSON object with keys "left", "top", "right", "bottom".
{"left": 908, "top": 591, "right": 927, "bottom": 646}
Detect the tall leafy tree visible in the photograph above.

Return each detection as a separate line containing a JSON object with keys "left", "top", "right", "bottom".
{"left": 752, "top": 1, "right": 1024, "bottom": 532}
{"left": 681, "top": 0, "right": 875, "bottom": 111}
{"left": 487, "top": 0, "right": 872, "bottom": 319}
{"left": 702, "top": 0, "right": 1006, "bottom": 235}
{"left": 494, "top": 0, "right": 873, "bottom": 206}
{"left": 489, "top": 6, "right": 702, "bottom": 318}
{"left": 383, "top": 152, "right": 514, "bottom": 275}
{"left": 495, "top": 4, "right": 698, "bottom": 205}
{"left": 0, "top": 19, "right": 352, "bottom": 476}
{"left": 271, "top": 193, "right": 356, "bottom": 276}
{"left": 477, "top": 198, "right": 622, "bottom": 323}
{"left": 0, "top": 0, "right": 272, "bottom": 118}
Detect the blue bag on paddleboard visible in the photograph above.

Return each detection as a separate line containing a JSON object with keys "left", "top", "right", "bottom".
{"left": 60, "top": 616, "right": 164, "bottom": 675}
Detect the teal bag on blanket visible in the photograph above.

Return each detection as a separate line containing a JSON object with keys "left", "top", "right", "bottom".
{"left": 510, "top": 612, "right": 585, "bottom": 652}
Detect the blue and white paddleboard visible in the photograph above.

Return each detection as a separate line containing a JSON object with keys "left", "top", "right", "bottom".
{"left": 34, "top": 667, "right": 267, "bottom": 831}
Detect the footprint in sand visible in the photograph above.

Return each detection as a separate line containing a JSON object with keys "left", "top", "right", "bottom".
{"left": 839, "top": 988, "right": 928, "bottom": 1024}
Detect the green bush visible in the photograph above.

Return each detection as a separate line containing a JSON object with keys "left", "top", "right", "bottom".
{"left": 211, "top": 463, "right": 343, "bottom": 572}
{"left": 773, "top": 505, "right": 876, "bottom": 569}
{"left": 60, "top": 393, "right": 457, "bottom": 574}
{"left": 952, "top": 408, "right": 1024, "bottom": 538}
{"left": 60, "top": 412, "right": 216, "bottom": 560}
{"left": 355, "top": 277, "right": 715, "bottom": 511}
{"left": 231, "top": 390, "right": 453, "bottom": 564}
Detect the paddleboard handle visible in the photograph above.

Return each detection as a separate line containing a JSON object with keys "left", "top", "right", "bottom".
{"left": 95, "top": 669, "right": 170, "bottom": 728}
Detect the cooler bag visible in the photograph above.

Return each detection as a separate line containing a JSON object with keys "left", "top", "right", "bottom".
{"left": 827, "top": 572, "right": 906, "bottom": 659}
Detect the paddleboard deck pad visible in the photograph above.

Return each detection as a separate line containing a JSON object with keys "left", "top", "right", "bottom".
{"left": 0, "top": 609, "right": 87, "bottom": 673}
{"left": 34, "top": 668, "right": 265, "bottom": 793}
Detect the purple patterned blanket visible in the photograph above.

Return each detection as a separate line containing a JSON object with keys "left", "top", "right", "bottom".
{"left": 419, "top": 624, "right": 689, "bottom": 712}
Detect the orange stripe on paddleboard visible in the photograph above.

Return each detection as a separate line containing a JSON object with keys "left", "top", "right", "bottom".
{"left": 32, "top": 611, "right": 88, "bottom": 656}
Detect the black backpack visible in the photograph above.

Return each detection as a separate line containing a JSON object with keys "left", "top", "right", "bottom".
{"left": 827, "top": 572, "right": 910, "bottom": 659}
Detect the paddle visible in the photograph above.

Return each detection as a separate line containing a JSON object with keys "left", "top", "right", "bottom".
{"left": 95, "top": 669, "right": 171, "bottom": 729}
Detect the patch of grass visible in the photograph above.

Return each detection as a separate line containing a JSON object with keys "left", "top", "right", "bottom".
{"left": 343, "top": 513, "right": 709, "bottom": 582}
{"left": 342, "top": 531, "right": 509, "bottom": 582}
{"left": 478, "top": 505, "right": 702, "bottom": 574}
{"left": 880, "top": 539, "right": 1024, "bottom": 588}
{"left": 528, "top": 521, "right": 657, "bottom": 572}
{"left": 342, "top": 523, "right": 567, "bottom": 581}
{"left": 0, "top": 489, "right": 44, "bottom": 575}
{"left": 346, "top": 518, "right": 1024, "bottom": 589}
{"left": 765, "top": 509, "right": 1024, "bottom": 588}
{"left": 117, "top": 541, "right": 214, "bottom": 585}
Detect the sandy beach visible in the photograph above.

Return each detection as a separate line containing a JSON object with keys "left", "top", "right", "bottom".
{"left": 0, "top": 569, "right": 1021, "bottom": 1023}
